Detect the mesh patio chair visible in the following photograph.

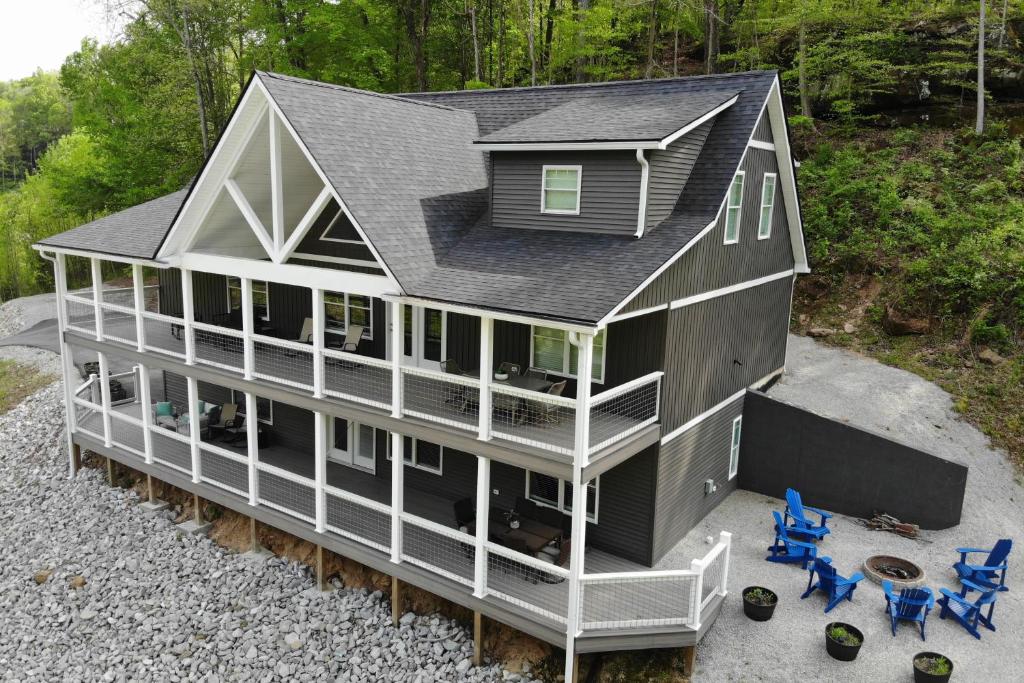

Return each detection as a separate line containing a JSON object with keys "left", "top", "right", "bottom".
{"left": 518, "top": 380, "right": 567, "bottom": 426}
{"left": 208, "top": 403, "right": 237, "bottom": 438}
{"left": 524, "top": 367, "right": 547, "bottom": 380}
{"left": 327, "top": 325, "right": 366, "bottom": 368}
{"left": 440, "top": 359, "right": 470, "bottom": 412}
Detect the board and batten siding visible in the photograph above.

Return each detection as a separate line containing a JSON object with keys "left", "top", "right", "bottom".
{"left": 490, "top": 151, "right": 641, "bottom": 235}
{"left": 644, "top": 119, "right": 715, "bottom": 230}
{"left": 651, "top": 395, "right": 743, "bottom": 561}
{"left": 623, "top": 145, "right": 794, "bottom": 313}
{"left": 752, "top": 111, "right": 772, "bottom": 142}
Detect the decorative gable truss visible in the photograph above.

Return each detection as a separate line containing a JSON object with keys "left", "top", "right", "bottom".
{"left": 157, "top": 77, "right": 396, "bottom": 284}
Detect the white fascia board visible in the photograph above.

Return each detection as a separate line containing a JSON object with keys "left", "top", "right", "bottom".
{"left": 765, "top": 76, "right": 809, "bottom": 273}
{"left": 475, "top": 140, "right": 662, "bottom": 152}
{"left": 173, "top": 251, "right": 398, "bottom": 299}
{"left": 749, "top": 139, "right": 776, "bottom": 151}
{"left": 279, "top": 185, "right": 334, "bottom": 262}
{"left": 657, "top": 95, "right": 739, "bottom": 149}
{"left": 668, "top": 269, "right": 794, "bottom": 309}
{"left": 32, "top": 244, "right": 166, "bottom": 268}
{"left": 382, "top": 294, "right": 598, "bottom": 336}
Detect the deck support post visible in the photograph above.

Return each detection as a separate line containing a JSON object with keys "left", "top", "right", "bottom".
{"left": 180, "top": 268, "right": 195, "bottom": 365}
{"left": 72, "top": 444, "right": 82, "bottom": 474}
{"left": 131, "top": 263, "right": 147, "bottom": 352}
{"left": 311, "top": 288, "right": 325, "bottom": 398}
{"left": 477, "top": 316, "right": 492, "bottom": 441}
{"left": 106, "top": 456, "right": 115, "bottom": 486}
{"left": 249, "top": 516, "right": 260, "bottom": 552}
{"left": 313, "top": 411, "right": 326, "bottom": 533}
{"left": 52, "top": 253, "right": 77, "bottom": 477}
{"left": 146, "top": 474, "right": 155, "bottom": 501}
{"left": 682, "top": 645, "right": 696, "bottom": 676}
{"left": 563, "top": 332, "right": 594, "bottom": 683}
{"left": 472, "top": 611, "right": 483, "bottom": 666}
{"left": 245, "top": 391, "right": 260, "bottom": 506}
{"left": 390, "top": 432, "right": 404, "bottom": 564}
{"left": 472, "top": 456, "right": 490, "bottom": 598}
{"left": 241, "top": 277, "right": 254, "bottom": 379}
{"left": 138, "top": 364, "right": 154, "bottom": 464}
{"left": 571, "top": 654, "right": 580, "bottom": 683}
{"left": 193, "top": 493, "right": 203, "bottom": 525}
{"left": 391, "top": 577, "right": 402, "bottom": 626}
{"left": 97, "top": 351, "right": 112, "bottom": 447}
{"left": 186, "top": 376, "right": 201, "bottom": 483}
{"left": 315, "top": 544, "right": 328, "bottom": 591}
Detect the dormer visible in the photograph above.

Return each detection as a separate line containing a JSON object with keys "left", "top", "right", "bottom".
{"left": 474, "top": 89, "right": 738, "bottom": 237}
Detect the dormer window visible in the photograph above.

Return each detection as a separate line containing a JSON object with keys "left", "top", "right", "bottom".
{"left": 541, "top": 165, "right": 582, "bottom": 215}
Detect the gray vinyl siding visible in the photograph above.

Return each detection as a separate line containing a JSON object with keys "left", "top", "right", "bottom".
{"left": 659, "top": 275, "right": 792, "bottom": 431}
{"left": 651, "top": 396, "right": 743, "bottom": 561}
{"left": 644, "top": 120, "right": 714, "bottom": 230}
{"left": 624, "top": 145, "right": 794, "bottom": 313}
{"left": 752, "top": 112, "right": 772, "bottom": 142}
{"left": 490, "top": 151, "right": 641, "bottom": 235}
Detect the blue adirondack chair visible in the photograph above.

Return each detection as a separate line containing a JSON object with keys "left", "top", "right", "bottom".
{"left": 954, "top": 539, "right": 1012, "bottom": 590}
{"left": 938, "top": 578, "right": 1003, "bottom": 639}
{"left": 784, "top": 488, "right": 832, "bottom": 540}
{"left": 766, "top": 511, "right": 819, "bottom": 568}
{"left": 882, "top": 580, "right": 934, "bottom": 640}
{"left": 801, "top": 557, "right": 865, "bottom": 612}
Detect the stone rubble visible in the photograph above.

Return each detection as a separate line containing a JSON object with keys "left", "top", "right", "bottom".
{"left": 0, "top": 382, "right": 533, "bottom": 682}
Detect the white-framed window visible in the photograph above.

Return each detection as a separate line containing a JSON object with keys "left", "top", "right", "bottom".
{"left": 724, "top": 171, "right": 745, "bottom": 244}
{"left": 227, "top": 277, "right": 269, "bottom": 320}
{"left": 328, "top": 418, "right": 377, "bottom": 472}
{"left": 728, "top": 415, "right": 742, "bottom": 479}
{"left": 230, "top": 390, "right": 273, "bottom": 425}
{"left": 525, "top": 471, "right": 599, "bottom": 523}
{"left": 540, "top": 165, "right": 582, "bottom": 215}
{"left": 530, "top": 326, "right": 606, "bottom": 383}
{"left": 387, "top": 436, "right": 443, "bottom": 475}
{"left": 758, "top": 173, "right": 777, "bottom": 240}
{"left": 324, "top": 291, "right": 373, "bottom": 340}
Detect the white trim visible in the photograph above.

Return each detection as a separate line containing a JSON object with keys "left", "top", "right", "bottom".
{"left": 540, "top": 165, "right": 582, "bottom": 215}
{"left": 634, "top": 149, "right": 649, "bottom": 238}
{"left": 33, "top": 245, "right": 164, "bottom": 267}
{"left": 723, "top": 171, "right": 744, "bottom": 245}
{"left": 326, "top": 417, "right": 378, "bottom": 474}
{"left": 224, "top": 178, "right": 276, "bottom": 258}
{"left": 227, "top": 276, "right": 269, "bottom": 321}
{"left": 318, "top": 207, "right": 362, "bottom": 244}
{"left": 289, "top": 252, "right": 382, "bottom": 269}
{"left": 383, "top": 294, "right": 596, "bottom": 336}
{"left": 279, "top": 185, "right": 334, "bottom": 262}
{"left": 757, "top": 172, "right": 777, "bottom": 240}
{"left": 387, "top": 436, "right": 444, "bottom": 475}
{"left": 728, "top": 415, "right": 742, "bottom": 480}
{"left": 525, "top": 470, "right": 599, "bottom": 523}
{"left": 658, "top": 95, "right": 739, "bottom": 148}
{"left": 324, "top": 291, "right": 375, "bottom": 341}
{"left": 269, "top": 111, "right": 285, "bottom": 253}
{"left": 477, "top": 140, "right": 663, "bottom": 152}
{"left": 660, "top": 388, "right": 745, "bottom": 445}
{"left": 529, "top": 325, "right": 606, "bottom": 384}
{"left": 748, "top": 139, "right": 775, "bottom": 151}
{"left": 763, "top": 77, "right": 809, "bottom": 273}
{"left": 607, "top": 303, "right": 668, "bottom": 323}
{"left": 669, "top": 269, "right": 794, "bottom": 310}
{"left": 231, "top": 389, "right": 274, "bottom": 426}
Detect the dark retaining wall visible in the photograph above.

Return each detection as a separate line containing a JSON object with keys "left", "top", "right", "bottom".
{"left": 738, "top": 390, "right": 967, "bottom": 529}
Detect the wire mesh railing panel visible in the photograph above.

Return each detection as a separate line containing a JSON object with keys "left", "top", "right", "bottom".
{"left": 257, "top": 465, "right": 315, "bottom": 523}
{"left": 193, "top": 324, "right": 245, "bottom": 373}
{"left": 99, "top": 287, "right": 136, "bottom": 308}
{"left": 200, "top": 445, "right": 249, "bottom": 496}
{"left": 589, "top": 374, "right": 662, "bottom": 453}
{"left": 73, "top": 399, "right": 103, "bottom": 440}
{"left": 325, "top": 487, "right": 391, "bottom": 553}
{"left": 141, "top": 312, "right": 186, "bottom": 359}
{"left": 400, "top": 515, "right": 476, "bottom": 587}
{"left": 108, "top": 413, "right": 145, "bottom": 458}
{"left": 490, "top": 386, "right": 576, "bottom": 456}
{"left": 100, "top": 304, "right": 137, "bottom": 345}
{"left": 401, "top": 367, "right": 480, "bottom": 431}
{"left": 578, "top": 573, "right": 697, "bottom": 630}
{"left": 701, "top": 544, "right": 728, "bottom": 609}
{"left": 65, "top": 296, "right": 96, "bottom": 335}
{"left": 484, "top": 543, "right": 569, "bottom": 624}
{"left": 323, "top": 350, "right": 392, "bottom": 409}
{"left": 107, "top": 370, "right": 138, "bottom": 406}
{"left": 253, "top": 336, "right": 314, "bottom": 391}
{"left": 150, "top": 427, "right": 192, "bottom": 475}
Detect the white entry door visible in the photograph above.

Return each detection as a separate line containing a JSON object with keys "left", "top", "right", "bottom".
{"left": 401, "top": 305, "right": 445, "bottom": 370}
{"left": 328, "top": 418, "right": 376, "bottom": 472}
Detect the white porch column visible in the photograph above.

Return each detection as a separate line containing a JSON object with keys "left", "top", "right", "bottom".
{"left": 390, "top": 431, "right": 404, "bottom": 564}
{"left": 563, "top": 332, "right": 594, "bottom": 683}
{"left": 181, "top": 268, "right": 196, "bottom": 365}
{"left": 97, "top": 351, "right": 113, "bottom": 447}
{"left": 477, "top": 316, "right": 493, "bottom": 441}
{"left": 53, "top": 253, "right": 77, "bottom": 476}
{"left": 389, "top": 301, "right": 403, "bottom": 417}
{"left": 186, "top": 376, "right": 202, "bottom": 483}
{"left": 90, "top": 257, "right": 104, "bottom": 341}
{"left": 241, "top": 277, "right": 254, "bottom": 379}
{"left": 314, "top": 411, "right": 327, "bottom": 533}
{"left": 131, "top": 264, "right": 147, "bottom": 352}
{"left": 312, "top": 288, "right": 325, "bottom": 398}
{"left": 472, "top": 455, "right": 490, "bottom": 598}
{"left": 246, "top": 391, "right": 260, "bottom": 506}
{"left": 138, "top": 364, "right": 154, "bottom": 464}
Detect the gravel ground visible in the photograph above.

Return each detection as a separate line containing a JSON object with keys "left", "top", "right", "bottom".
{"left": 0, "top": 383, "right": 528, "bottom": 682}
{"left": 669, "top": 335, "right": 1023, "bottom": 681}
{"left": 0, "top": 291, "right": 59, "bottom": 339}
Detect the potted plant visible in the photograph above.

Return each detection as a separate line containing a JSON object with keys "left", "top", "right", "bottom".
{"left": 914, "top": 652, "right": 953, "bottom": 683}
{"left": 741, "top": 586, "right": 778, "bottom": 621}
{"left": 824, "top": 622, "right": 863, "bottom": 661}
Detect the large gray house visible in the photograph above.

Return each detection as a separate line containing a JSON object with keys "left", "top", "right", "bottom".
{"left": 35, "top": 70, "right": 805, "bottom": 680}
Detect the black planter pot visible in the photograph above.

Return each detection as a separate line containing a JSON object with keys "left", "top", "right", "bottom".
{"left": 825, "top": 622, "right": 863, "bottom": 662}
{"left": 741, "top": 586, "right": 778, "bottom": 621}
{"left": 914, "top": 652, "right": 954, "bottom": 683}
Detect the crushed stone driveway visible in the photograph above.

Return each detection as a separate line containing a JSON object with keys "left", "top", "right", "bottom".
{"left": 675, "top": 335, "right": 1023, "bottom": 681}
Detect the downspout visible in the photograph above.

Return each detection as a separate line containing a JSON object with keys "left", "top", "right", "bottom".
{"left": 634, "top": 148, "right": 650, "bottom": 238}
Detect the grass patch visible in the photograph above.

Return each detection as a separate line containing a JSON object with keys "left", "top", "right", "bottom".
{"left": 0, "top": 359, "right": 55, "bottom": 414}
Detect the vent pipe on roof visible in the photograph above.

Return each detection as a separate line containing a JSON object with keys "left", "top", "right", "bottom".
{"left": 634, "top": 148, "right": 650, "bottom": 239}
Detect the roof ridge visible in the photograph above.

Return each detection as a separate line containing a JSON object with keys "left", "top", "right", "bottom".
{"left": 401, "top": 70, "right": 777, "bottom": 98}
{"left": 256, "top": 71, "right": 463, "bottom": 113}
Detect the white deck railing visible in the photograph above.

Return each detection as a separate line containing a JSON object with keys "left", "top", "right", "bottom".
{"left": 588, "top": 371, "right": 663, "bottom": 455}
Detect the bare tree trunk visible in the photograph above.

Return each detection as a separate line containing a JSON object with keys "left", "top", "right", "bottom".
{"left": 576, "top": 0, "right": 589, "bottom": 82}
{"left": 468, "top": 2, "right": 481, "bottom": 81}
{"left": 180, "top": 6, "right": 210, "bottom": 156}
{"left": 977, "top": 0, "right": 985, "bottom": 134}
{"left": 544, "top": 0, "right": 556, "bottom": 82}
{"left": 673, "top": 0, "right": 680, "bottom": 77}
{"left": 528, "top": 0, "right": 537, "bottom": 85}
{"left": 497, "top": 0, "right": 505, "bottom": 86}
{"left": 401, "top": 0, "right": 432, "bottom": 91}
{"left": 998, "top": 0, "right": 1008, "bottom": 48}
{"left": 703, "top": 0, "right": 718, "bottom": 75}
{"left": 645, "top": 0, "right": 658, "bottom": 79}
{"left": 799, "top": 19, "right": 811, "bottom": 117}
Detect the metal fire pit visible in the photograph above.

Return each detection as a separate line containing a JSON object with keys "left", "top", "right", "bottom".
{"left": 863, "top": 555, "right": 926, "bottom": 590}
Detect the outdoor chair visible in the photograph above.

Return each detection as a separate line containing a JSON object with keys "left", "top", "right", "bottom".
{"left": 882, "top": 581, "right": 934, "bottom": 640}
{"left": 518, "top": 380, "right": 567, "bottom": 426}
{"left": 222, "top": 414, "right": 246, "bottom": 444}
{"left": 801, "top": 556, "right": 865, "bottom": 613}
{"left": 153, "top": 401, "right": 176, "bottom": 429}
{"left": 524, "top": 367, "right": 547, "bottom": 381}
{"left": 784, "top": 488, "right": 832, "bottom": 540}
{"left": 294, "top": 318, "right": 314, "bottom": 344}
{"left": 938, "top": 578, "right": 1003, "bottom": 639}
{"left": 454, "top": 497, "right": 474, "bottom": 532}
{"left": 502, "top": 537, "right": 539, "bottom": 584}
{"left": 766, "top": 510, "right": 819, "bottom": 569}
{"left": 208, "top": 403, "right": 237, "bottom": 438}
{"left": 953, "top": 539, "right": 1012, "bottom": 591}
{"left": 327, "top": 324, "right": 365, "bottom": 353}
{"left": 440, "top": 359, "right": 470, "bottom": 412}
{"left": 497, "top": 362, "right": 521, "bottom": 377}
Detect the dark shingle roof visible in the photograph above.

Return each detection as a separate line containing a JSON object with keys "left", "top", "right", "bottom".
{"left": 475, "top": 89, "right": 738, "bottom": 144}
{"left": 36, "top": 189, "right": 188, "bottom": 259}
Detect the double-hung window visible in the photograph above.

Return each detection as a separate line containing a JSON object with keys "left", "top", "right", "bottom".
{"left": 229, "top": 390, "right": 273, "bottom": 425}
{"left": 531, "top": 327, "right": 605, "bottom": 383}
{"left": 728, "top": 415, "right": 742, "bottom": 479}
{"left": 324, "top": 292, "right": 373, "bottom": 340}
{"left": 541, "top": 165, "right": 582, "bottom": 215}
{"left": 526, "top": 471, "right": 598, "bottom": 522}
{"left": 758, "top": 173, "right": 777, "bottom": 239}
{"left": 724, "top": 171, "right": 744, "bottom": 244}
{"left": 227, "top": 277, "right": 269, "bottom": 320}
{"left": 387, "top": 437, "right": 443, "bottom": 475}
